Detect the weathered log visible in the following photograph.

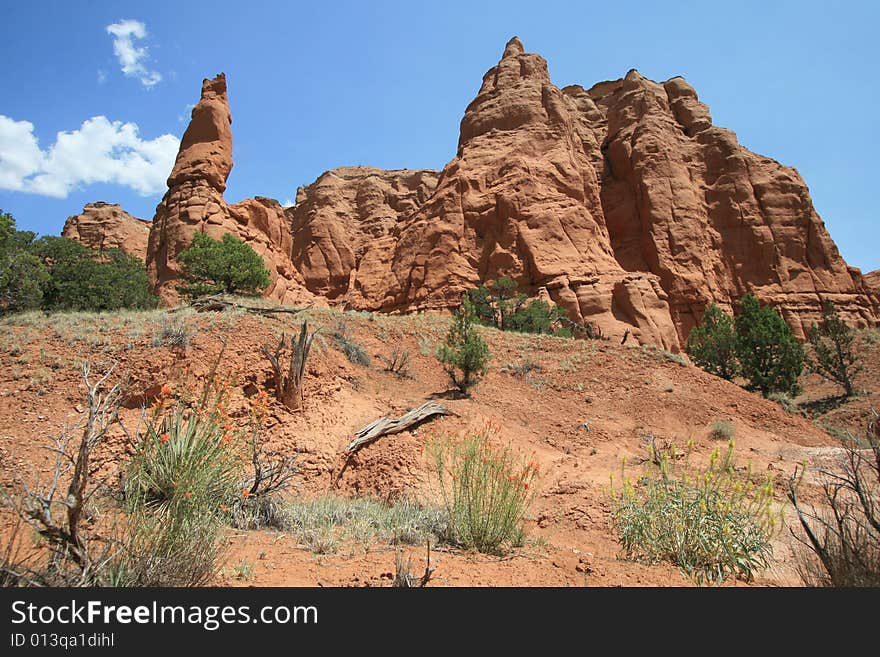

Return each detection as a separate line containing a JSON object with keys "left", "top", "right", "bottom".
{"left": 171, "top": 294, "right": 311, "bottom": 318}
{"left": 344, "top": 401, "right": 451, "bottom": 454}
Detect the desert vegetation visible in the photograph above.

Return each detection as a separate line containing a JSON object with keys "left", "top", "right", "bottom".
{"left": 436, "top": 298, "right": 491, "bottom": 395}
{"left": 0, "top": 288, "right": 876, "bottom": 588}
{"left": 466, "top": 277, "right": 572, "bottom": 337}
{"left": 177, "top": 231, "right": 270, "bottom": 297}
{"left": 0, "top": 210, "right": 157, "bottom": 314}
{"left": 611, "top": 441, "right": 779, "bottom": 583}
{"left": 687, "top": 293, "right": 805, "bottom": 397}
{"left": 788, "top": 410, "right": 880, "bottom": 586}
{"left": 428, "top": 423, "right": 538, "bottom": 554}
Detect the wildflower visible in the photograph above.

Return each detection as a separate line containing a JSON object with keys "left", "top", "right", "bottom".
{"left": 160, "top": 385, "right": 173, "bottom": 397}
{"left": 185, "top": 491, "right": 193, "bottom": 498}
{"left": 243, "top": 488, "right": 251, "bottom": 498}
{"left": 159, "top": 433, "right": 170, "bottom": 443}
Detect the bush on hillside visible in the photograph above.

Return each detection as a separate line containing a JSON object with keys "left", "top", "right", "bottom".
{"left": 437, "top": 298, "right": 491, "bottom": 395}
{"left": 0, "top": 210, "right": 49, "bottom": 315}
{"left": 429, "top": 424, "right": 538, "bottom": 554}
{"left": 466, "top": 277, "right": 571, "bottom": 337}
{"left": 686, "top": 303, "right": 739, "bottom": 380}
{"left": 612, "top": 441, "right": 778, "bottom": 584}
{"left": 177, "top": 232, "right": 270, "bottom": 297}
{"left": 31, "top": 236, "right": 157, "bottom": 311}
{"left": 734, "top": 293, "right": 804, "bottom": 397}
{"left": 807, "top": 298, "right": 861, "bottom": 397}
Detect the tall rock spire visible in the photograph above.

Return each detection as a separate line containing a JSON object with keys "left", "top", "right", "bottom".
{"left": 168, "top": 73, "right": 233, "bottom": 192}
{"left": 146, "top": 74, "right": 312, "bottom": 307}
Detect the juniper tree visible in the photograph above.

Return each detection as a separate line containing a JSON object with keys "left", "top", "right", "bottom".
{"left": 807, "top": 298, "right": 861, "bottom": 397}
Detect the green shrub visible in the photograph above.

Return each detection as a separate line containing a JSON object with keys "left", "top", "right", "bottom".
{"left": 124, "top": 404, "right": 243, "bottom": 514}
{"left": 466, "top": 277, "right": 571, "bottom": 336}
{"left": 808, "top": 298, "right": 861, "bottom": 397}
{"left": 0, "top": 210, "right": 49, "bottom": 314}
{"left": 437, "top": 298, "right": 490, "bottom": 395}
{"left": 429, "top": 424, "right": 538, "bottom": 554}
{"left": 177, "top": 231, "right": 270, "bottom": 297}
{"left": 330, "top": 320, "right": 370, "bottom": 366}
{"left": 709, "top": 420, "right": 735, "bottom": 441}
{"left": 735, "top": 293, "right": 804, "bottom": 397}
{"left": 31, "top": 236, "right": 157, "bottom": 311}
{"left": 686, "top": 304, "right": 738, "bottom": 380}
{"left": 611, "top": 441, "right": 778, "bottom": 583}
{"left": 120, "top": 379, "right": 243, "bottom": 586}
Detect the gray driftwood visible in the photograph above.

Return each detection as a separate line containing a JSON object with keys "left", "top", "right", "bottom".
{"left": 344, "top": 401, "right": 450, "bottom": 454}
{"left": 172, "top": 294, "right": 311, "bottom": 318}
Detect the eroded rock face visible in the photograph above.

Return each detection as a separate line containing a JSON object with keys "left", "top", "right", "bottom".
{"left": 289, "top": 167, "right": 439, "bottom": 304}
{"left": 583, "top": 71, "right": 879, "bottom": 338}
{"left": 146, "top": 74, "right": 313, "bottom": 307}
{"left": 374, "top": 37, "right": 681, "bottom": 348}
{"left": 134, "top": 43, "right": 877, "bottom": 345}
{"left": 62, "top": 202, "right": 150, "bottom": 261}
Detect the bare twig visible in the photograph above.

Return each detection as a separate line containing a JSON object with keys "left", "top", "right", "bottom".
{"left": 393, "top": 541, "right": 435, "bottom": 587}
{"left": 2, "top": 362, "right": 123, "bottom": 583}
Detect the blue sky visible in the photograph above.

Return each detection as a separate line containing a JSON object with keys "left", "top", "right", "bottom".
{"left": 1, "top": 0, "right": 878, "bottom": 272}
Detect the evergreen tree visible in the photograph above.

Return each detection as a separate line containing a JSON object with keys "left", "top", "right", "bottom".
{"left": 734, "top": 293, "right": 804, "bottom": 397}
{"left": 686, "top": 303, "right": 739, "bottom": 380}
{"left": 31, "top": 236, "right": 157, "bottom": 311}
{"left": 808, "top": 298, "right": 861, "bottom": 397}
{"left": 465, "top": 277, "right": 571, "bottom": 336}
{"left": 177, "top": 232, "right": 270, "bottom": 297}
{"left": 0, "top": 210, "right": 49, "bottom": 315}
{"left": 437, "top": 297, "right": 491, "bottom": 395}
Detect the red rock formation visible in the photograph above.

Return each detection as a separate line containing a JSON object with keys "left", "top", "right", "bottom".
{"left": 378, "top": 37, "right": 681, "bottom": 348}
{"left": 582, "top": 71, "right": 879, "bottom": 338}
{"left": 135, "top": 42, "right": 877, "bottom": 346}
{"left": 289, "top": 167, "right": 439, "bottom": 303}
{"left": 146, "top": 74, "right": 313, "bottom": 306}
{"left": 62, "top": 202, "right": 150, "bottom": 261}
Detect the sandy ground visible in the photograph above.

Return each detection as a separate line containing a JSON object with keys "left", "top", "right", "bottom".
{"left": 1, "top": 306, "right": 876, "bottom": 587}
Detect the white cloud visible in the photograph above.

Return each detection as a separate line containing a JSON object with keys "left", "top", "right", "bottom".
{"left": 106, "top": 19, "right": 162, "bottom": 88}
{"left": 0, "top": 114, "right": 179, "bottom": 198}
{"left": 97, "top": 69, "right": 107, "bottom": 84}
{"left": 282, "top": 198, "right": 295, "bottom": 208}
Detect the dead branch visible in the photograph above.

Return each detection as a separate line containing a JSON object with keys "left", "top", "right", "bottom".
{"left": 260, "top": 321, "right": 317, "bottom": 411}
{"left": 393, "top": 541, "right": 435, "bottom": 587}
{"left": 172, "top": 294, "right": 311, "bottom": 318}
{"left": 1, "top": 362, "right": 123, "bottom": 581}
{"left": 345, "top": 401, "right": 451, "bottom": 455}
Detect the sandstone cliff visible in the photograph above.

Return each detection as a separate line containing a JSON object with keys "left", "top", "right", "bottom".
{"left": 126, "top": 41, "right": 878, "bottom": 346}
{"left": 578, "top": 71, "right": 878, "bottom": 338}
{"left": 62, "top": 202, "right": 150, "bottom": 261}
